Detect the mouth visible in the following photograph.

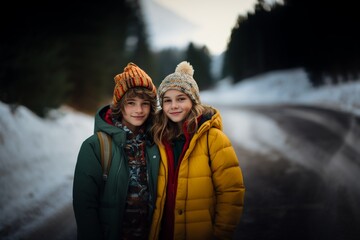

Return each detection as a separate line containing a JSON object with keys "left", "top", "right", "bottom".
{"left": 169, "top": 111, "right": 181, "bottom": 115}
{"left": 132, "top": 116, "right": 145, "bottom": 119}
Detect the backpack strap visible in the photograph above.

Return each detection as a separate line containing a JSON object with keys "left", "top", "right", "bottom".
{"left": 96, "top": 131, "right": 112, "bottom": 181}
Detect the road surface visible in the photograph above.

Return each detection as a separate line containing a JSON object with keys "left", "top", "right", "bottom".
{"left": 232, "top": 104, "right": 360, "bottom": 240}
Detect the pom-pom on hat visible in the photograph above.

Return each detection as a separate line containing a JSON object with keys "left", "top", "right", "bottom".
{"left": 112, "top": 62, "right": 156, "bottom": 106}
{"left": 158, "top": 61, "right": 200, "bottom": 106}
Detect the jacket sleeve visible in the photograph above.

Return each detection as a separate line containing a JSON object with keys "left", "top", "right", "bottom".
{"left": 209, "top": 129, "right": 245, "bottom": 240}
{"left": 73, "top": 137, "right": 104, "bottom": 240}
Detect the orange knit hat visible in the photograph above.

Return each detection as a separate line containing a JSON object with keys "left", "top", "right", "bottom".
{"left": 112, "top": 62, "right": 156, "bottom": 106}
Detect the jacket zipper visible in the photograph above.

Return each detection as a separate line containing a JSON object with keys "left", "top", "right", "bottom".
{"left": 114, "top": 145, "right": 128, "bottom": 197}
{"left": 153, "top": 158, "right": 167, "bottom": 239}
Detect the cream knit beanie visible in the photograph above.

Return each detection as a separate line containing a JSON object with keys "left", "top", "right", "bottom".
{"left": 158, "top": 61, "right": 200, "bottom": 106}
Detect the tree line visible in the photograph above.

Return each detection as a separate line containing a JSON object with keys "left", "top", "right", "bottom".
{"left": 223, "top": 0, "right": 360, "bottom": 86}
{"left": 0, "top": 1, "right": 212, "bottom": 117}
{"left": 2, "top": 0, "right": 358, "bottom": 117}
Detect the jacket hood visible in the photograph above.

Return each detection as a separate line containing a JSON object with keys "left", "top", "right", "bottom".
{"left": 94, "top": 105, "right": 115, "bottom": 134}
{"left": 94, "top": 105, "right": 126, "bottom": 144}
{"left": 196, "top": 106, "right": 223, "bottom": 137}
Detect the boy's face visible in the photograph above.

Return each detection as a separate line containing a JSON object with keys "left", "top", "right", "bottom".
{"left": 162, "top": 89, "right": 193, "bottom": 127}
{"left": 121, "top": 96, "right": 151, "bottom": 133}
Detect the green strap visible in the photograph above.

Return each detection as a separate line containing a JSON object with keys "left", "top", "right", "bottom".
{"left": 97, "top": 131, "right": 112, "bottom": 181}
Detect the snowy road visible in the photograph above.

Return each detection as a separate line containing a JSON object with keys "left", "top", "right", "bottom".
{"left": 239, "top": 104, "right": 360, "bottom": 192}
{"left": 23, "top": 203, "right": 76, "bottom": 240}
{"left": 228, "top": 104, "right": 360, "bottom": 240}
{"left": 1, "top": 104, "right": 360, "bottom": 240}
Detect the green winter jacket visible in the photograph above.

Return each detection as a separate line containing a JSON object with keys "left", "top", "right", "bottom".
{"left": 73, "top": 105, "right": 160, "bottom": 240}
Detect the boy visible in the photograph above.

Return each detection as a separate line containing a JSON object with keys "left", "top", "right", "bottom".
{"left": 73, "top": 63, "right": 160, "bottom": 240}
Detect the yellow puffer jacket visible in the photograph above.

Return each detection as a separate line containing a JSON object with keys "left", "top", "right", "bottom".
{"left": 149, "top": 108, "right": 245, "bottom": 240}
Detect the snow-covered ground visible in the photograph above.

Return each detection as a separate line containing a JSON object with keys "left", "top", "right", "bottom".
{"left": 201, "top": 68, "right": 360, "bottom": 116}
{"left": 0, "top": 68, "right": 359, "bottom": 237}
{"left": 0, "top": 105, "right": 92, "bottom": 238}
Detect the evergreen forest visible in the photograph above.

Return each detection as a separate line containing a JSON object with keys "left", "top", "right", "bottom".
{"left": 1, "top": 0, "right": 358, "bottom": 116}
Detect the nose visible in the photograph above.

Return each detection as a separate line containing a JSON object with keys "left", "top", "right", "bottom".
{"left": 170, "top": 101, "right": 178, "bottom": 109}
{"left": 134, "top": 103, "right": 144, "bottom": 113}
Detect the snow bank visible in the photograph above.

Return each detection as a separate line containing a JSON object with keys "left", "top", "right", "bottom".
{"left": 0, "top": 102, "right": 93, "bottom": 230}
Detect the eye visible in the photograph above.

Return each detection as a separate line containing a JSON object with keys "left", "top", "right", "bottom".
{"left": 163, "top": 99, "right": 171, "bottom": 103}
{"left": 178, "top": 98, "right": 186, "bottom": 102}
{"left": 142, "top": 102, "right": 150, "bottom": 106}
{"left": 127, "top": 101, "right": 135, "bottom": 106}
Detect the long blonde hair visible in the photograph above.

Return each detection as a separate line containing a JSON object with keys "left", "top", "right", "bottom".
{"left": 152, "top": 103, "right": 214, "bottom": 145}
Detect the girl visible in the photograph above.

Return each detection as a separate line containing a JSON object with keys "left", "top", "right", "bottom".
{"left": 149, "top": 61, "right": 245, "bottom": 240}
{"left": 73, "top": 63, "right": 160, "bottom": 240}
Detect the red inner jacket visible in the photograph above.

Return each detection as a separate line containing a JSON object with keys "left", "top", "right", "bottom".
{"left": 159, "top": 121, "right": 197, "bottom": 239}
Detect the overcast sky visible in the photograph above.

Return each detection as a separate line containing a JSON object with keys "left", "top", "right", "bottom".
{"left": 141, "top": 0, "right": 259, "bottom": 55}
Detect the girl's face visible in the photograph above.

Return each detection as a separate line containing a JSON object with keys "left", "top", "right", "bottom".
{"left": 121, "top": 96, "right": 151, "bottom": 133}
{"left": 162, "top": 89, "right": 193, "bottom": 127}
